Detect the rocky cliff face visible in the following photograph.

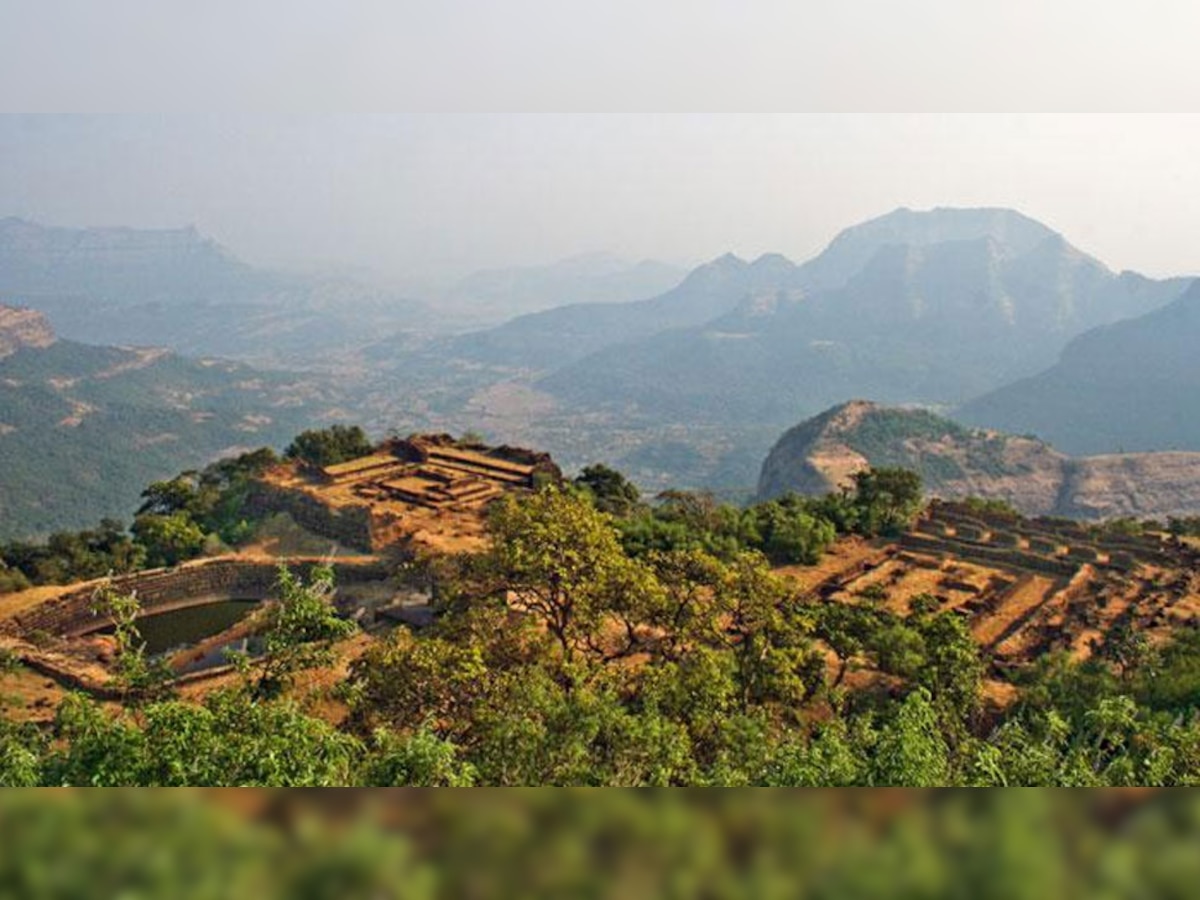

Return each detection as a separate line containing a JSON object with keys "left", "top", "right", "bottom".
{"left": 0, "top": 217, "right": 252, "bottom": 299}
{"left": 757, "top": 401, "right": 1200, "bottom": 521}
{"left": 0, "top": 306, "right": 55, "bottom": 358}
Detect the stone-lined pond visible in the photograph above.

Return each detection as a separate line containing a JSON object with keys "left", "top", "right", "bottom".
{"left": 132, "top": 599, "right": 263, "bottom": 657}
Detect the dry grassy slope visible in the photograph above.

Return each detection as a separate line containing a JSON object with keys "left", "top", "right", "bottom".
{"left": 758, "top": 401, "right": 1200, "bottom": 521}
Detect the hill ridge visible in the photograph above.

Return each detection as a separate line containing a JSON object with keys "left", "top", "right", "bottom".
{"left": 756, "top": 401, "right": 1200, "bottom": 521}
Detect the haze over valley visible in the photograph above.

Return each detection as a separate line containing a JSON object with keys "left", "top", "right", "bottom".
{"left": 1, "top": 196, "right": 1198, "bottom": 537}
{"left": 2, "top": 115, "right": 1199, "bottom": 543}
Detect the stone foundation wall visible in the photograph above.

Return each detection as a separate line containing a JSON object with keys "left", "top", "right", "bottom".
{"left": 4, "top": 557, "right": 390, "bottom": 638}
{"left": 247, "top": 482, "right": 376, "bottom": 552}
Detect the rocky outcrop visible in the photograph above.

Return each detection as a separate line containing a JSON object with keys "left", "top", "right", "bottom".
{"left": 0, "top": 305, "right": 55, "bottom": 358}
{"left": 757, "top": 401, "right": 1200, "bottom": 521}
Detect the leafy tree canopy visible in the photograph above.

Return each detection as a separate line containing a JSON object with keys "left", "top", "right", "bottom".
{"left": 285, "top": 425, "right": 373, "bottom": 467}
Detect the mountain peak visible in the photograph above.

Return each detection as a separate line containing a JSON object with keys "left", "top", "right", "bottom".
{"left": 750, "top": 252, "right": 797, "bottom": 273}
{"left": 675, "top": 252, "right": 749, "bottom": 290}
{"left": 799, "top": 206, "right": 1060, "bottom": 292}
{"left": 712, "top": 252, "right": 747, "bottom": 267}
{"left": 875, "top": 205, "right": 1051, "bottom": 235}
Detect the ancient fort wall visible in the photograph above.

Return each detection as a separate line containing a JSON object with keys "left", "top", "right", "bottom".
{"left": 4, "top": 557, "right": 389, "bottom": 638}
{"left": 247, "top": 482, "right": 376, "bottom": 552}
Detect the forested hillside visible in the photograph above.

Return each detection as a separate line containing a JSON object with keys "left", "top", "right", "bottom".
{"left": 0, "top": 308, "right": 337, "bottom": 538}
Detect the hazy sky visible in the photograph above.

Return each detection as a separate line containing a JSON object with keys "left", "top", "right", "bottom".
{"left": 2, "top": 115, "right": 1197, "bottom": 285}
{"left": 3, "top": 1, "right": 1199, "bottom": 112}
{"left": 3, "top": 3, "right": 1198, "bottom": 282}
{"left": 4, "top": 2, "right": 1198, "bottom": 282}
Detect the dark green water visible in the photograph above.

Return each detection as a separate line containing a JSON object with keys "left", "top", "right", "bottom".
{"left": 133, "top": 599, "right": 262, "bottom": 657}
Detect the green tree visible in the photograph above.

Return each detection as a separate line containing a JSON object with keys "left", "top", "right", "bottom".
{"left": 0, "top": 558, "right": 31, "bottom": 593}
{"left": 191, "top": 447, "right": 279, "bottom": 545}
{"left": 634, "top": 645, "right": 738, "bottom": 767}
{"left": 851, "top": 467, "right": 924, "bottom": 536}
{"left": 815, "top": 602, "right": 884, "bottom": 689}
{"left": 348, "top": 632, "right": 489, "bottom": 740}
{"left": 641, "top": 549, "right": 724, "bottom": 661}
{"left": 745, "top": 497, "right": 837, "bottom": 565}
{"left": 1135, "top": 629, "right": 1200, "bottom": 712}
{"left": 916, "top": 609, "right": 984, "bottom": 722}
{"left": 486, "top": 486, "right": 656, "bottom": 666}
{"left": 285, "top": 425, "right": 373, "bottom": 467}
{"left": 711, "top": 551, "right": 817, "bottom": 712}
{"left": 47, "top": 693, "right": 149, "bottom": 787}
{"left": 89, "top": 583, "right": 173, "bottom": 703}
{"left": 362, "top": 728, "right": 478, "bottom": 787}
{"left": 131, "top": 512, "right": 206, "bottom": 567}
{"left": 47, "top": 690, "right": 362, "bottom": 787}
{"left": 764, "top": 718, "right": 868, "bottom": 786}
{"left": 251, "top": 563, "right": 356, "bottom": 698}
{"left": 573, "top": 463, "right": 642, "bottom": 517}
{"left": 137, "top": 475, "right": 201, "bottom": 517}
{"left": 0, "top": 655, "right": 45, "bottom": 787}
{"left": 872, "top": 688, "right": 951, "bottom": 786}
{"left": 0, "top": 725, "right": 42, "bottom": 786}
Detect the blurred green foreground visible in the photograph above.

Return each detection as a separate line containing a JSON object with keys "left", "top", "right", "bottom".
{"left": 0, "top": 789, "right": 1197, "bottom": 899}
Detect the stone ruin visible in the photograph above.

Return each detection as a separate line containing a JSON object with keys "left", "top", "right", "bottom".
{"left": 248, "top": 434, "right": 565, "bottom": 552}
{"left": 316, "top": 434, "right": 560, "bottom": 512}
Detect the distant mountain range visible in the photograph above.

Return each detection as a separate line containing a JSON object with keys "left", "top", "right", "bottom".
{"left": 438, "top": 250, "right": 782, "bottom": 371}
{"left": 540, "top": 208, "right": 1188, "bottom": 420}
{"left": 0, "top": 306, "right": 337, "bottom": 539}
{"left": 436, "top": 253, "right": 686, "bottom": 326}
{"left": 0, "top": 217, "right": 264, "bottom": 302}
{"left": 0, "top": 217, "right": 430, "bottom": 364}
{"left": 959, "top": 279, "right": 1200, "bottom": 455}
{"left": 3, "top": 207, "right": 1197, "bottom": 510}
{"left": 757, "top": 401, "right": 1200, "bottom": 521}
{"left": 400, "top": 207, "right": 1193, "bottom": 488}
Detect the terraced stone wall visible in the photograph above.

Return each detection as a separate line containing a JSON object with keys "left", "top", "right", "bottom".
{"left": 898, "top": 533, "right": 1079, "bottom": 578}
